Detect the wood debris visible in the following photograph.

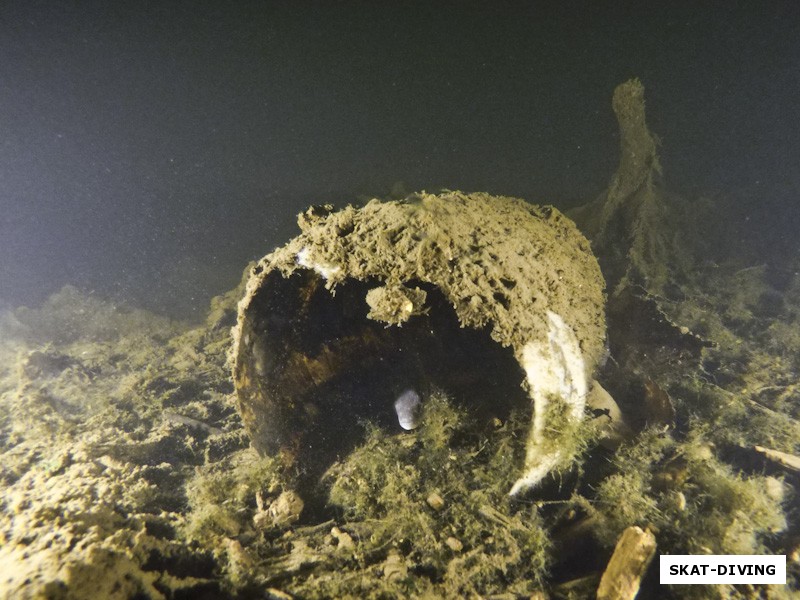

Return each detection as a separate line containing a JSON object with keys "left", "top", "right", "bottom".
{"left": 596, "top": 526, "right": 657, "bottom": 600}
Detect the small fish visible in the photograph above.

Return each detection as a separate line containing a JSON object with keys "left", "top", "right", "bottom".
{"left": 164, "top": 411, "right": 223, "bottom": 435}
{"left": 394, "top": 389, "right": 422, "bottom": 430}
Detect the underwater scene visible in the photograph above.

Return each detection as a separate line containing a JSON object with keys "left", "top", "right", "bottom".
{"left": 2, "top": 4, "right": 799, "bottom": 600}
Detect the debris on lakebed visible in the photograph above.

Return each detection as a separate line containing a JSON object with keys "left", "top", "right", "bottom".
{"left": 0, "top": 80, "right": 798, "bottom": 599}
{"left": 232, "top": 190, "right": 607, "bottom": 497}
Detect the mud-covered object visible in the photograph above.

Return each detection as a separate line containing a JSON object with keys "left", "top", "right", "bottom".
{"left": 232, "top": 191, "right": 606, "bottom": 494}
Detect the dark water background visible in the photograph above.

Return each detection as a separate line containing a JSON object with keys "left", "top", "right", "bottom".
{"left": 1, "top": 1, "right": 798, "bottom": 319}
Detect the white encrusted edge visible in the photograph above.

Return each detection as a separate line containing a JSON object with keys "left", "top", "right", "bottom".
{"left": 510, "top": 311, "right": 588, "bottom": 496}
{"left": 296, "top": 247, "right": 341, "bottom": 280}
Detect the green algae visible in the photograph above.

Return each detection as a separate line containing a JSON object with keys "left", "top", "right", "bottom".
{"left": 2, "top": 80, "right": 800, "bottom": 599}
{"left": 2, "top": 253, "right": 799, "bottom": 599}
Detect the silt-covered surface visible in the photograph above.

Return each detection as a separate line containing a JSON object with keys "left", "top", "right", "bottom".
{"left": 232, "top": 191, "right": 606, "bottom": 486}
{"left": 241, "top": 191, "right": 605, "bottom": 357}
{"left": 2, "top": 81, "right": 798, "bottom": 598}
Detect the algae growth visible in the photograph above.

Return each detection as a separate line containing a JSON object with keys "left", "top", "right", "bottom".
{"left": 1, "top": 270, "right": 796, "bottom": 599}
{"left": 1, "top": 80, "right": 799, "bottom": 599}
{"left": 2, "top": 245, "right": 799, "bottom": 599}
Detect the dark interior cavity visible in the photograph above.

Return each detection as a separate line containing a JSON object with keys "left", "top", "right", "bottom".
{"left": 237, "top": 270, "right": 529, "bottom": 485}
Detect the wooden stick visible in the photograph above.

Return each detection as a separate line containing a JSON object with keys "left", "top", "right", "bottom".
{"left": 596, "top": 526, "right": 657, "bottom": 600}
